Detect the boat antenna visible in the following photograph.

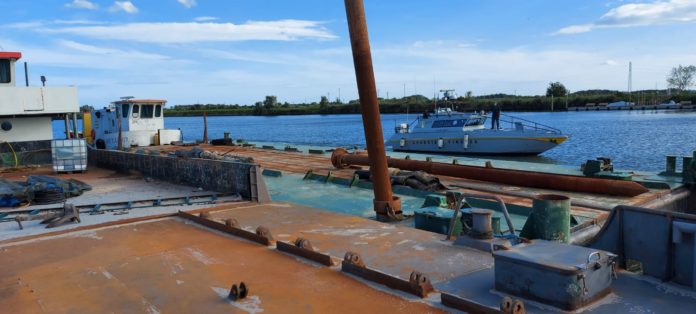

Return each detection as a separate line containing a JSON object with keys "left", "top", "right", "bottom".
{"left": 120, "top": 96, "right": 135, "bottom": 100}
{"left": 440, "top": 89, "right": 456, "bottom": 110}
{"left": 404, "top": 83, "right": 409, "bottom": 123}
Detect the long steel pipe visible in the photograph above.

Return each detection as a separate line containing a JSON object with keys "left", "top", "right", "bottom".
{"left": 331, "top": 148, "right": 649, "bottom": 197}
{"left": 344, "top": 0, "right": 401, "bottom": 219}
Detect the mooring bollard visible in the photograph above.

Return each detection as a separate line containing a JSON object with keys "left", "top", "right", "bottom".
{"left": 521, "top": 194, "right": 571, "bottom": 243}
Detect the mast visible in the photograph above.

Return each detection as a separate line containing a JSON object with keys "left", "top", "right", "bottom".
{"left": 628, "top": 61, "right": 633, "bottom": 104}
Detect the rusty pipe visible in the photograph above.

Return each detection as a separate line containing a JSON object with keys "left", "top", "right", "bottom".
{"left": 344, "top": 0, "right": 401, "bottom": 219}
{"left": 331, "top": 148, "right": 649, "bottom": 197}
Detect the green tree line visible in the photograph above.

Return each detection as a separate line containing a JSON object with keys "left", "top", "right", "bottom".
{"left": 164, "top": 89, "right": 696, "bottom": 117}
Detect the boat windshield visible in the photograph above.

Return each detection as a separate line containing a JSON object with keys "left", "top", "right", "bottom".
{"left": 431, "top": 117, "right": 484, "bottom": 128}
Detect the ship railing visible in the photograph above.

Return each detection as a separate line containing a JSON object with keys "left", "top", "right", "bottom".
{"left": 496, "top": 113, "right": 562, "bottom": 134}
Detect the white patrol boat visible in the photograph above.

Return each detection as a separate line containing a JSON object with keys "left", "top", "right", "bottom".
{"left": 91, "top": 97, "right": 182, "bottom": 150}
{"left": 387, "top": 108, "right": 568, "bottom": 155}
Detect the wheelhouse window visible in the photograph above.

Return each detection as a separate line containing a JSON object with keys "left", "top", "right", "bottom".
{"left": 121, "top": 104, "right": 130, "bottom": 118}
{"left": 132, "top": 105, "right": 140, "bottom": 118}
{"left": 155, "top": 105, "right": 162, "bottom": 117}
{"left": 140, "top": 105, "right": 154, "bottom": 118}
{"left": 0, "top": 59, "right": 10, "bottom": 83}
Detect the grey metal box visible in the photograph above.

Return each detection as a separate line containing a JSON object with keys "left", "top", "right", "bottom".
{"left": 493, "top": 240, "right": 616, "bottom": 310}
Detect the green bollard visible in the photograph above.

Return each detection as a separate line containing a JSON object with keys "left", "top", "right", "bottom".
{"left": 520, "top": 194, "right": 571, "bottom": 243}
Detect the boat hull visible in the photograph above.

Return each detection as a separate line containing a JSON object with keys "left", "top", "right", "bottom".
{"left": 387, "top": 130, "right": 567, "bottom": 155}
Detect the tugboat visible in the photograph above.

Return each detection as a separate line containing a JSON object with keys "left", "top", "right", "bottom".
{"left": 91, "top": 97, "right": 182, "bottom": 149}
{"left": 387, "top": 92, "right": 568, "bottom": 155}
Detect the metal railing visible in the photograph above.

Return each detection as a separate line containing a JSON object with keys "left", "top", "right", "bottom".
{"left": 493, "top": 113, "right": 562, "bottom": 134}
{"left": 393, "top": 116, "right": 422, "bottom": 133}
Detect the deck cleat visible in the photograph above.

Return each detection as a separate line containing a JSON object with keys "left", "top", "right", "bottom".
{"left": 255, "top": 226, "right": 274, "bottom": 243}
{"left": 294, "top": 237, "right": 314, "bottom": 251}
{"left": 343, "top": 251, "right": 365, "bottom": 267}
{"left": 224, "top": 218, "right": 240, "bottom": 229}
{"left": 408, "top": 271, "right": 434, "bottom": 296}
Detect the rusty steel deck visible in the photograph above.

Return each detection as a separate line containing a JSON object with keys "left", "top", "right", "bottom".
{"left": 205, "top": 203, "right": 493, "bottom": 283}
{"left": 0, "top": 213, "right": 447, "bottom": 313}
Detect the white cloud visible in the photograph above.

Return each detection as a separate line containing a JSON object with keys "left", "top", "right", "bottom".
{"left": 42, "top": 20, "right": 336, "bottom": 43}
{"left": 65, "top": 0, "right": 98, "bottom": 10}
{"left": 56, "top": 40, "right": 171, "bottom": 62}
{"left": 556, "top": 24, "right": 594, "bottom": 35}
{"left": 194, "top": 16, "right": 218, "bottom": 22}
{"left": 109, "top": 1, "right": 139, "bottom": 14}
{"left": 178, "top": 0, "right": 197, "bottom": 9}
{"left": 557, "top": 0, "right": 696, "bottom": 34}
{"left": 53, "top": 19, "right": 106, "bottom": 25}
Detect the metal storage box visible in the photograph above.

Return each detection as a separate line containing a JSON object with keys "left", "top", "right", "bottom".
{"left": 51, "top": 139, "right": 87, "bottom": 172}
{"left": 493, "top": 240, "right": 616, "bottom": 310}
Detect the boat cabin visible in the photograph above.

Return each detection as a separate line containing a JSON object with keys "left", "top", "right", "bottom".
{"left": 395, "top": 109, "right": 486, "bottom": 134}
{"left": 91, "top": 98, "right": 180, "bottom": 149}
{"left": 96, "top": 99, "right": 167, "bottom": 133}
{"left": 0, "top": 52, "right": 21, "bottom": 87}
{"left": 0, "top": 51, "right": 79, "bottom": 151}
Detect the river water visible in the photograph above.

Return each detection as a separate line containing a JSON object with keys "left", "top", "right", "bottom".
{"left": 55, "top": 110, "right": 696, "bottom": 172}
{"left": 164, "top": 111, "right": 696, "bottom": 172}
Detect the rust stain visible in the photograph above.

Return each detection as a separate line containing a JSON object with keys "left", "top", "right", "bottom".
{"left": 0, "top": 218, "right": 445, "bottom": 313}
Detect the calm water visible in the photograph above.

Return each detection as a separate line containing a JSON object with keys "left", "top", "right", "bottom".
{"left": 55, "top": 110, "right": 696, "bottom": 172}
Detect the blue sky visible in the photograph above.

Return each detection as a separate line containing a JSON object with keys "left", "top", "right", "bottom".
{"left": 2, "top": 0, "right": 696, "bottom": 106}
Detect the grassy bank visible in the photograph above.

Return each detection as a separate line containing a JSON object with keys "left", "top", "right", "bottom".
{"left": 164, "top": 90, "right": 696, "bottom": 117}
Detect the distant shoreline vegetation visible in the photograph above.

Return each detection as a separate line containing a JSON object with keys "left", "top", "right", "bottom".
{"left": 163, "top": 89, "right": 696, "bottom": 117}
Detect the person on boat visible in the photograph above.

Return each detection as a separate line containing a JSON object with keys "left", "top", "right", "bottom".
{"left": 491, "top": 103, "right": 501, "bottom": 129}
